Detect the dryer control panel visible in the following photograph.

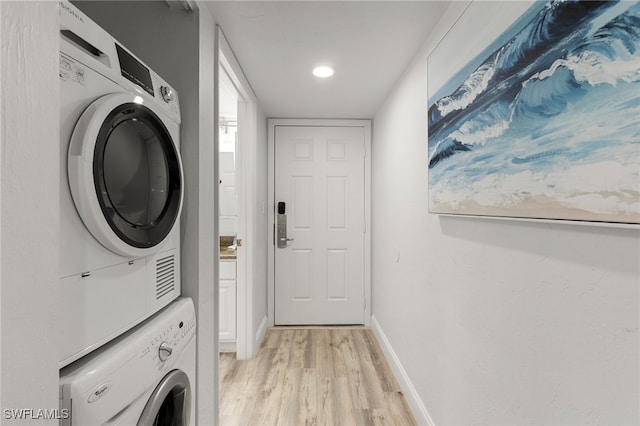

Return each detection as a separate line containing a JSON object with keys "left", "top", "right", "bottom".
{"left": 60, "top": 1, "right": 181, "bottom": 125}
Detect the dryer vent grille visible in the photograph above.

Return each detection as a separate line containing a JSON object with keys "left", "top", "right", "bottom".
{"left": 156, "top": 255, "right": 175, "bottom": 299}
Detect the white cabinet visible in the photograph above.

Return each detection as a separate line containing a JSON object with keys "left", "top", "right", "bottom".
{"left": 219, "top": 260, "right": 236, "bottom": 344}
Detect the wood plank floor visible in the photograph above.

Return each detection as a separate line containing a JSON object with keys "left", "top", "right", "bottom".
{"left": 219, "top": 327, "right": 417, "bottom": 426}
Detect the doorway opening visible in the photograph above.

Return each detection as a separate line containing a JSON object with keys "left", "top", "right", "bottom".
{"left": 215, "top": 26, "right": 262, "bottom": 363}
{"left": 218, "top": 66, "right": 240, "bottom": 352}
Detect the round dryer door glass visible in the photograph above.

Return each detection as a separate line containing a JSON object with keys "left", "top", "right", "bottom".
{"left": 95, "top": 103, "right": 182, "bottom": 249}
{"left": 103, "top": 119, "right": 169, "bottom": 225}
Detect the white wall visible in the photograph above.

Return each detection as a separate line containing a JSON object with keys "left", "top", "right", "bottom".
{"left": 253, "top": 108, "right": 269, "bottom": 346}
{"left": 371, "top": 2, "right": 640, "bottom": 425}
{"left": 195, "top": 2, "right": 265, "bottom": 416}
{"left": 196, "top": 7, "right": 217, "bottom": 424}
{"left": 71, "top": 2, "right": 218, "bottom": 424}
{"left": 0, "top": 2, "right": 59, "bottom": 424}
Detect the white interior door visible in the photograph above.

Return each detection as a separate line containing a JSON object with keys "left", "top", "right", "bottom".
{"left": 275, "top": 125, "right": 366, "bottom": 325}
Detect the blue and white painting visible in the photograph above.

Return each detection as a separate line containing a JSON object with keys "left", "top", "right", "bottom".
{"left": 428, "top": 0, "right": 640, "bottom": 224}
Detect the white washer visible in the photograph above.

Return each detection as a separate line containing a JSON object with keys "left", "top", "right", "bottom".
{"left": 60, "top": 298, "right": 196, "bottom": 426}
{"left": 59, "top": 2, "right": 183, "bottom": 367}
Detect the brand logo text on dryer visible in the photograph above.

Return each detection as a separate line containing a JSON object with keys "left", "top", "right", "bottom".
{"left": 59, "top": 2, "right": 84, "bottom": 23}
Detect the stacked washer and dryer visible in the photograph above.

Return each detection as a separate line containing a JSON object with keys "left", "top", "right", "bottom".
{"left": 58, "top": 2, "right": 195, "bottom": 424}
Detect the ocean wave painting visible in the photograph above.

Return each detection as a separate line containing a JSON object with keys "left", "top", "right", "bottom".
{"left": 427, "top": 0, "right": 640, "bottom": 224}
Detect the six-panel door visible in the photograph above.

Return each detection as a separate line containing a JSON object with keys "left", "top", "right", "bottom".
{"left": 274, "top": 125, "right": 366, "bottom": 325}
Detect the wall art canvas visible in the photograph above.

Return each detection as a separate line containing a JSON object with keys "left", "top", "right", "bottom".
{"left": 427, "top": 0, "right": 640, "bottom": 225}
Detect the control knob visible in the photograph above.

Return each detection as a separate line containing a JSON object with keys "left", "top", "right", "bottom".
{"left": 158, "top": 341, "right": 173, "bottom": 362}
{"left": 160, "top": 86, "right": 174, "bottom": 103}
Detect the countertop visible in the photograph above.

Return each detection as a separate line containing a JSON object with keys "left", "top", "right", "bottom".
{"left": 220, "top": 236, "right": 237, "bottom": 260}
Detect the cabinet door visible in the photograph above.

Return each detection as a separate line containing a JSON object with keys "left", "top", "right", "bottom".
{"left": 219, "top": 260, "right": 237, "bottom": 280}
{"left": 219, "top": 279, "right": 236, "bottom": 341}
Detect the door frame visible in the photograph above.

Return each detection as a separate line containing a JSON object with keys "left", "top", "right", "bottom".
{"left": 216, "top": 27, "right": 258, "bottom": 359}
{"left": 267, "top": 119, "right": 372, "bottom": 327}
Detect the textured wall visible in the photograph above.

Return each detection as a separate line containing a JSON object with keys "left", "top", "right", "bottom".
{"left": 1, "top": 2, "right": 59, "bottom": 424}
{"left": 371, "top": 2, "right": 640, "bottom": 424}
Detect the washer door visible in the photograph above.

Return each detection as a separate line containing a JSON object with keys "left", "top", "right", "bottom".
{"left": 68, "top": 93, "right": 183, "bottom": 258}
{"left": 138, "top": 369, "right": 191, "bottom": 426}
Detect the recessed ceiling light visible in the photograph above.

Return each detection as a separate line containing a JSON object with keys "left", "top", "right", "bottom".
{"left": 313, "top": 66, "right": 334, "bottom": 78}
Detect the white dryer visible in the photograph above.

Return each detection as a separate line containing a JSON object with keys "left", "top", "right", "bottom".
{"left": 59, "top": 2, "right": 183, "bottom": 367}
{"left": 60, "top": 298, "right": 196, "bottom": 426}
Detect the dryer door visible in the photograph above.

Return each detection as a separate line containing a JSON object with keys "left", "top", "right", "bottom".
{"left": 138, "top": 369, "right": 191, "bottom": 426}
{"left": 68, "top": 93, "right": 183, "bottom": 258}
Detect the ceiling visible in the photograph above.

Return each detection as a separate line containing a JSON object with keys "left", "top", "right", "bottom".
{"left": 204, "top": 1, "right": 451, "bottom": 119}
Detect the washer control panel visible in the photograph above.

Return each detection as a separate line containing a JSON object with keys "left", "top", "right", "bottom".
{"left": 138, "top": 301, "right": 196, "bottom": 364}
{"left": 158, "top": 341, "right": 173, "bottom": 362}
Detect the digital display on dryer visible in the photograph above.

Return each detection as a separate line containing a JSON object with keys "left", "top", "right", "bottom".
{"left": 116, "top": 44, "right": 154, "bottom": 96}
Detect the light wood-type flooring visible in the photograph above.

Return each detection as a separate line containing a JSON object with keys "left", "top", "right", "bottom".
{"left": 219, "top": 327, "right": 417, "bottom": 426}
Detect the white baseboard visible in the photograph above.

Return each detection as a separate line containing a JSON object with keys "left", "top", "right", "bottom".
{"left": 370, "top": 315, "right": 435, "bottom": 426}
{"left": 254, "top": 315, "right": 268, "bottom": 354}
{"left": 219, "top": 341, "right": 236, "bottom": 353}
